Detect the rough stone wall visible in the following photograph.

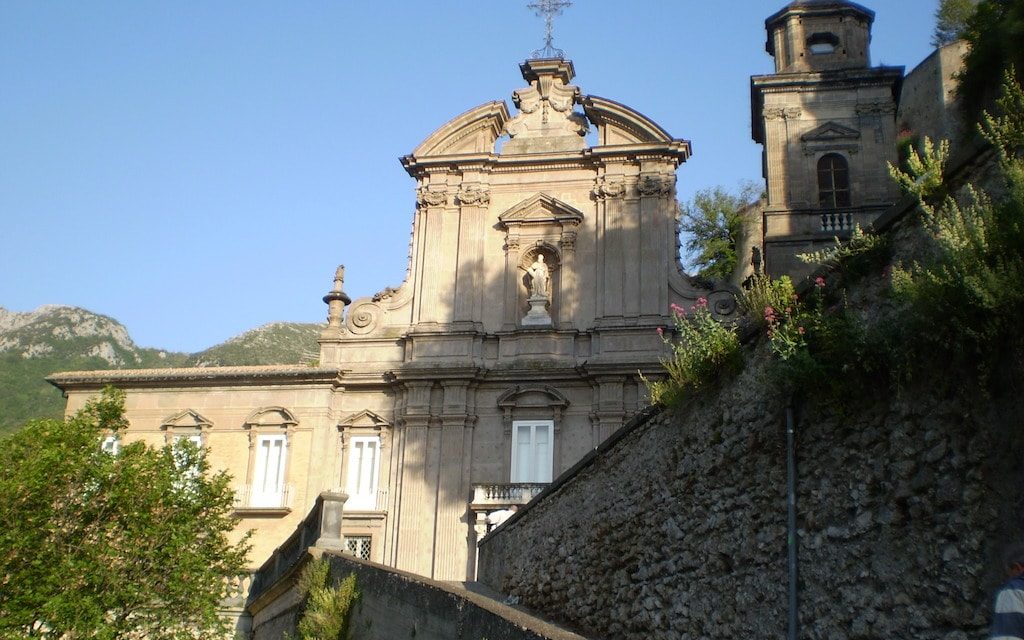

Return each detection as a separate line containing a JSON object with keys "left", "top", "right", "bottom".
{"left": 897, "top": 41, "right": 970, "bottom": 151}
{"left": 478, "top": 315, "right": 1023, "bottom": 638}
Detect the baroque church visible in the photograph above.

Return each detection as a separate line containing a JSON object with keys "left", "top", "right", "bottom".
{"left": 50, "top": 0, "right": 946, "bottom": 588}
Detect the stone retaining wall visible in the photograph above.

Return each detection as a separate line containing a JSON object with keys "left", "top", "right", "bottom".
{"left": 325, "top": 553, "right": 589, "bottom": 640}
{"left": 478, "top": 350, "right": 1023, "bottom": 639}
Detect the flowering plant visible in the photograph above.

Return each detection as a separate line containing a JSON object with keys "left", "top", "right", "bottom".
{"left": 646, "top": 297, "right": 741, "bottom": 406}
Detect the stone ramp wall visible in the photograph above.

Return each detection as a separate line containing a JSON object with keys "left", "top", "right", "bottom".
{"left": 477, "top": 350, "right": 1023, "bottom": 639}
{"left": 250, "top": 549, "right": 591, "bottom": 640}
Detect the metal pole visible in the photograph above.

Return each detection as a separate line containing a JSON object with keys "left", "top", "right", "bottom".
{"left": 786, "top": 402, "right": 799, "bottom": 640}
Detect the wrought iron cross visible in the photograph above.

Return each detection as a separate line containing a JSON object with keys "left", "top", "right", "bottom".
{"left": 528, "top": 0, "right": 572, "bottom": 59}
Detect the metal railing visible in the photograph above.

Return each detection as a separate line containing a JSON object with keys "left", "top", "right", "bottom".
{"left": 344, "top": 488, "right": 388, "bottom": 511}
{"left": 233, "top": 484, "right": 294, "bottom": 511}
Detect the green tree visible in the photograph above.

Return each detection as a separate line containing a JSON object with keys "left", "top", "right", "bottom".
{"left": 0, "top": 387, "right": 250, "bottom": 639}
{"left": 933, "top": 0, "right": 978, "bottom": 47}
{"left": 958, "top": 0, "right": 1024, "bottom": 123}
{"left": 678, "top": 181, "right": 762, "bottom": 281}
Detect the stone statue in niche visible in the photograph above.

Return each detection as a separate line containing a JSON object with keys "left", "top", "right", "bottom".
{"left": 522, "top": 254, "right": 553, "bottom": 326}
{"left": 527, "top": 255, "right": 550, "bottom": 299}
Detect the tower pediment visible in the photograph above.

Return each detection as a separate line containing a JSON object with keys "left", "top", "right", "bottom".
{"left": 497, "top": 193, "right": 584, "bottom": 229}
{"left": 801, "top": 121, "right": 861, "bottom": 142}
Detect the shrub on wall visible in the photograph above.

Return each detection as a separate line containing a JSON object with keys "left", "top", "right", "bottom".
{"left": 291, "top": 558, "right": 359, "bottom": 640}
{"left": 646, "top": 298, "right": 742, "bottom": 407}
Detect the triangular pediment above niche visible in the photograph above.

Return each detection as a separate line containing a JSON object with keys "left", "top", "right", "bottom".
{"left": 497, "top": 193, "right": 584, "bottom": 229}
{"left": 801, "top": 121, "right": 861, "bottom": 142}
{"left": 161, "top": 409, "right": 212, "bottom": 430}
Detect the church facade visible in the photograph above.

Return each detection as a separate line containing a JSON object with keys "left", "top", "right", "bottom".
{"left": 50, "top": 57, "right": 736, "bottom": 582}
{"left": 49, "top": 0, "right": 939, "bottom": 587}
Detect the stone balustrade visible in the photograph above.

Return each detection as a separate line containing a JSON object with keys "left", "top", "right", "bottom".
{"left": 471, "top": 483, "right": 549, "bottom": 507}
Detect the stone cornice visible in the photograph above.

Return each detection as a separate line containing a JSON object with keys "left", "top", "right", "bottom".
{"left": 47, "top": 365, "right": 342, "bottom": 391}
{"left": 750, "top": 66, "right": 904, "bottom": 144}
{"left": 400, "top": 141, "right": 691, "bottom": 179}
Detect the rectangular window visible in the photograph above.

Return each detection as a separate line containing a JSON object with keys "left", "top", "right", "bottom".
{"left": 172, "top": 433, "right": 203, "bottom": 473}
{"left": 346, "top": 437, "right": 380, "bottom": 510}
{"left": 101, "top": 435, "right": 121, "bottom": 455}
{"left": 511, "top": 420, "right": 553, "bottom": 483}
{"left": 251, "top": 435, "right": 287, "bottom": 508}
{"left": 345, "top": 536, "right": 372, "bottom": 561}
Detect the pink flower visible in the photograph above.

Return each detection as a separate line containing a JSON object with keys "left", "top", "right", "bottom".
{"left": 798, "top": 326, "right": 805, "bottom": 334}
{"left": 670, "top": 303, "right": 684, "bottom": 314}
{"left": 814, "top": 276, "right": 826, "bottom": 288}
{"left": 695, "top": 297, "right": 708, "bottom": 309}
{"left": 656, "top": 327, "right": 664, "bottom": 336}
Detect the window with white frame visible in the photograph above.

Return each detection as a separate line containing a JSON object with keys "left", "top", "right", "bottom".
{"left": 510, "top": 420, "right": 553, "bottom": 483}
{"left": 345, "top": 436, "right": 380, "bottom": 510}
{"left": 250, "top": 435, "right": 288, "bottom": 508}
{"left": 172, "top": 433, "right": 204, "bottom": 478}
{"left": 101, "top": 435, "right": 121, "bottom": 455}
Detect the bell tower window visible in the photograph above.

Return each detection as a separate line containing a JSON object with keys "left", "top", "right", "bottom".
{"left": 807, "top": 32, "right": 839, "bottom": 55}
{"left": 817, "top": 153, "right": 851, "bottom": 208}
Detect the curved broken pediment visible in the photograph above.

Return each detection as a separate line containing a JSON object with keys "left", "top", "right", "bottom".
{"left": 244, "top": 406, "right": 298, "bottom": 428}
{"left": 408, "top": 101, "right": 510, "bottom": 158}
{"left": 497, "top": 385, "right": 570, "bottom": 409}
{"left": 581, "top": 95, "right": 675, "bottom": 145}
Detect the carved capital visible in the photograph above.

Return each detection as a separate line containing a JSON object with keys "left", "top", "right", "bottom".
{"left": 763, "top": 106, "right": 801, "bottom": 121}
{"left": 637, "top": 173, "right": 675, "bottom": 197}
{"left": 506, "top": 234, "right": 521, "bottom": 252}
{"left": 416, "top": 187, "right": 448, "bottom": 208}
{"left": 560, "top": 229, "right": 577, "bottom": 251}
{"left": 856, "top": 100, "right": 896, "bottom": 115}
{"left": 457, "top": 185, "right": 490, "bottom": 206}
{"left": 593, "top": 176, "right": 626, "bottom": 200}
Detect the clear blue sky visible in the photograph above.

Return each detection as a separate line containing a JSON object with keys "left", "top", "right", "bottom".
{"left": 1, "top": 1, "right": 939, "bottom": 353}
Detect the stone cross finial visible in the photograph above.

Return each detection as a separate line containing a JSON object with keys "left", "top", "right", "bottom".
{"left": 333, "top": 265, "right": 345, "bottom": 291}
{"left": 528, "top": 0, "right": 572, "bottom": 59}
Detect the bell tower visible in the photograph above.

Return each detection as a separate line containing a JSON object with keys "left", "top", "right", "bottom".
{"left": 751, "top": 0, "right": 904, "bottom": 277}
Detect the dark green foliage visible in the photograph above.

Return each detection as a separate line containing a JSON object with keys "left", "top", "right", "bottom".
{"left": 0, "top": 388, "right": 250, "bottom": 639}
{"left": 678, "top": 182, "right": 762, "bottom": 280}
{"left": 933, "top": 0, "right": 979, "bottom": 46}
{"left": 958, "top": 0, "right": 1024, "bottom": 124}
{"left": 888, "top": 74, "right": 1024, "bottom": 390}
{"left": 191, "top": 322, "right": 322, "bottom": 366}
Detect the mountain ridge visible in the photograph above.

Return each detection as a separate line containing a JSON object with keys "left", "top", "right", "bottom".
{"left": 0, "top": 305, "right": 323, "bottom": 435}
